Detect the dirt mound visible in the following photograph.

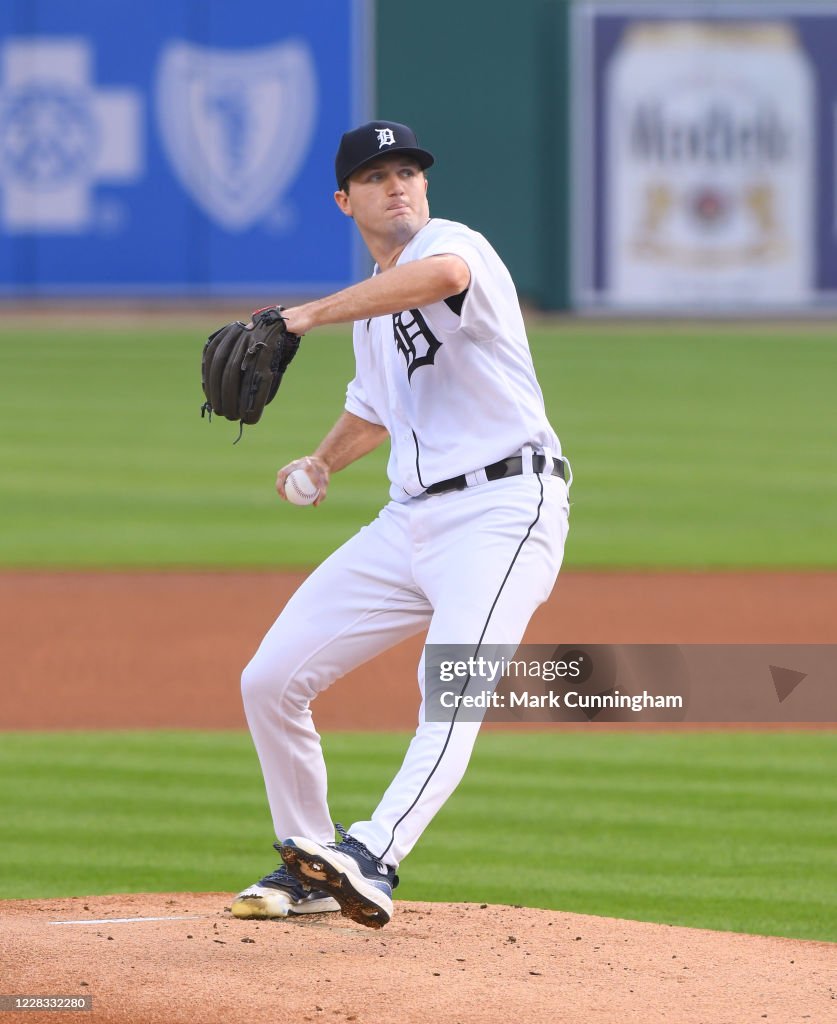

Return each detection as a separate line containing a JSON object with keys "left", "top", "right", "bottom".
{"left": 1, "top": 893, "right": 832, "bottom": 1023}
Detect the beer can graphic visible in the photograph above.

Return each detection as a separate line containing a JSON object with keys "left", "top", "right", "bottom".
{"left": 605, "top": 21, "right": 814, "bottom": 306}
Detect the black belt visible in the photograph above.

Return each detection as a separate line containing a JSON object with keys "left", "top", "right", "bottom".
{"left": 425, "top": 454, "right": 564, "bottom": 496}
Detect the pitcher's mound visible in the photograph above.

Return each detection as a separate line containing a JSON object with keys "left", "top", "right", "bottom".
{"left": 1, "top": 893, "right": 832, "bottom": 1023}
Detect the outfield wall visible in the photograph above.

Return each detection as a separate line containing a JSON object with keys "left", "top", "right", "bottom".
{"left": 0, "top": 0, "right": 372, "bottom": 296}
{"left": 2, "top": 1, "right": 837, "bottom": 310}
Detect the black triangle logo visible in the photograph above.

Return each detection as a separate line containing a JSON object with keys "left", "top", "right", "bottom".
{"left": 769, "top": 665, "right": 807, "bottom": 704}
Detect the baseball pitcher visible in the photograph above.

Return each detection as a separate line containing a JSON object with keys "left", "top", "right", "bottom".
{"left": 227, "top": 121, "right": 572, "bottom": 928}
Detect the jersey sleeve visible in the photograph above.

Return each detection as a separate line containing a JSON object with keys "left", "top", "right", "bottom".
{"left": 408, "top": 224, "right": 504, "bottom": 340}
{"left": 345, "top": 318, "right": 386, "bottom": 426}
{"left": 345, "top": 374, "right": 385, "bottom": 426}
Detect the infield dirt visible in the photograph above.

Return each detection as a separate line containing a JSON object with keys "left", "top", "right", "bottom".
{"left": 3, "top": 893, "right": 835, "bottom": 1024}
{"left": 2, "top": 569, "right": 835, "bottom": 729}
{"left": 2, "top": 570, "right": 835, "bottom": 1023}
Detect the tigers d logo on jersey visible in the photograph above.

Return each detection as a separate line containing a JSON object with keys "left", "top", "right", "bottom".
{"left": 392, "top": 309, "right": 441, "bottom": 381}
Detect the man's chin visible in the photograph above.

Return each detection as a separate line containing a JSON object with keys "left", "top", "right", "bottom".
{"left": 388, "top": 217, "right": 422, "bottom": 244}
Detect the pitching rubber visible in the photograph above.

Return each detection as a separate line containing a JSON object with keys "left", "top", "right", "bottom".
{"left": 280, "top": 838, "right": 393, "bottom": 929}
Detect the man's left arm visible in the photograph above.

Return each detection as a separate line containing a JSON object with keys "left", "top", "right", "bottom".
{"left": 280, "top": 255, "right": 470, "bottom": 336}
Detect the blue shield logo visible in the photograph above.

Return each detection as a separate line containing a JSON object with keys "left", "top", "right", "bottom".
{"left": 155, "top": 40, "right": 318, "bottom": 231}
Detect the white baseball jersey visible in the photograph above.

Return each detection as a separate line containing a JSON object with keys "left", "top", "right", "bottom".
{"left": 345, "top": 218, "right": 561, "bottom": 502}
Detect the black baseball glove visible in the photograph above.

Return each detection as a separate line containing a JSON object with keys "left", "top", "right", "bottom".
{"left": 201, "top": 306, "right": 301, "bottom": 442}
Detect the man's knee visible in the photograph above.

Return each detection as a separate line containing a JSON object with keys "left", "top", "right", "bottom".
{"left": 240, "top": 651, "right": 326, "bottom": 714}
{"left": 241, "top": 656, "right": 275, "bottom": 710}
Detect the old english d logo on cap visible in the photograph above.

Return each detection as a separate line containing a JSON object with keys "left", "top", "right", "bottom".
{"left": 375, "top": 127, "right": 396, "bottom": 148}
{"left": 335, "top": 120, "right": 434, "bottom": 186}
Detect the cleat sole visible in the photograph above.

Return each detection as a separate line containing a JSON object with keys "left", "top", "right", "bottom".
{"left": 281, "top": 842, "right": 391, "bottom": 929}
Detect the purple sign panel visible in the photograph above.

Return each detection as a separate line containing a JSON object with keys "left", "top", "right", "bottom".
{"left": 573, "top": 3, "right": 837, "bottom": 309}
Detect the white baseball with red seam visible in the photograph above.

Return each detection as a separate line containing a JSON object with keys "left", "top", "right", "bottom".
{"left": 285, "top": 468, "right": 320, "bottom": 506}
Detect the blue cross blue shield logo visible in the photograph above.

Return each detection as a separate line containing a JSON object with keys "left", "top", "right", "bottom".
{"left": 0, "top": 38, "right": 142, "bottom": 233}
{"left": 155, "top": 40, "right": 318, "bottom": 232}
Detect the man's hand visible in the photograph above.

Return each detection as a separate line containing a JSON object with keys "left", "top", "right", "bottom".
{"left": 245, "top": 305, "right": 313, "bottom": 337}
{"left": 276, "top": 305, "right": 316, "bottom": 337}
{"left": 275, "top": 412, "right": 388, "bottom": 508}
{"left": 277, "top": 455, "right": 331, "bottom": 507}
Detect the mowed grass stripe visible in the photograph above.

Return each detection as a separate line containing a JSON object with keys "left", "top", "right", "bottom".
{"left": 0, "top": 323, "right": 835, "bottom": 567}
{"left": 0, "top": 730, "right": 834, "bottom": 940}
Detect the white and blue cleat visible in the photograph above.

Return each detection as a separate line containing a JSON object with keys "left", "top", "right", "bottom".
{"left": 280, "top": 824, "right": 399, "bottom": 929}
{"left": 231, "top": 855, "right": 340, "bottom": 919}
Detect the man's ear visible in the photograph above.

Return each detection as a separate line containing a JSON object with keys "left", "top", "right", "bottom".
{"left": 334, "top": 189, "right": 352, "bottom": 218}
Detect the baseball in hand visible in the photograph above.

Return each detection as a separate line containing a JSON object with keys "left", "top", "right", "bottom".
{"left": 285, "top": 468, "right": 320, "bottom": 506}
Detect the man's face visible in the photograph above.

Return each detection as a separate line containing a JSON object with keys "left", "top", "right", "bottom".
{"left": 334, "top": 155, "right": 429, "bottom": 244}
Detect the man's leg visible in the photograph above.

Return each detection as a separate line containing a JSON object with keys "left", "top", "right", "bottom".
{"left": 241, "top": 501, "right": 431, "bottom": 846}
{"left": 349, "top": 474, "right": 570, "bottom": 865}
{"left": 278, "top": 475, "right": 569, "bottom": 926}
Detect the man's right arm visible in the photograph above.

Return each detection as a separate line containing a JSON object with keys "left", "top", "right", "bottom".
{"left": 276, "top": 411, "right": 389, "bottom": 506}
{"left": 278, "top": 256, "right": 470, "bottom": 337}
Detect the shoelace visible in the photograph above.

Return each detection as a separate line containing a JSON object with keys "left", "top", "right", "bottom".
{"left": 332, "top": 822, "right": 377, "bottom": 861}
{"left": 331, "top": 823, "right": 399, "bottom": 889}
{"left": 264, "top": 849, "right": 305, "bottom": 891}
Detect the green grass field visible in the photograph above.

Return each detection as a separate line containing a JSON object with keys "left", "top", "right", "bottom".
{"left": 1, "top": 730, "right": 834, "bottom": 942}
{"left": 3, "top": 320, "right": 835, "bottom": 944}
{"left": 1, "top": 320, "right": 835, "bottom": 568}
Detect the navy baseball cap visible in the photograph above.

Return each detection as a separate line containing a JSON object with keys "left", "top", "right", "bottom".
{"left": 335, "top": 120, "right": 434, "bottom": 188}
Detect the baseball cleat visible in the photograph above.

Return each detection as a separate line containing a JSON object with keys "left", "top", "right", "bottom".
{"left": 231, "top": 852, "right": 340, "bottom": 919}
{"left": 280, "top": 824, "right": 399, "bottom": 929}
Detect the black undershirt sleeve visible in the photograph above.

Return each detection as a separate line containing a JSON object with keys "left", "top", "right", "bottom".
{"left": 444, "top": 287, "right": 468, "bottom": 316}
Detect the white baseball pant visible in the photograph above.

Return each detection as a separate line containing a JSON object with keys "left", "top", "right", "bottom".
{"left": 241, "top": 471, "right": 569, "bottom": 868}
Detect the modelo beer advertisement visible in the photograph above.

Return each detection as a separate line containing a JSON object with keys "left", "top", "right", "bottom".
{"left": 573, "top": 3, "right": 837, "bottom": 310}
